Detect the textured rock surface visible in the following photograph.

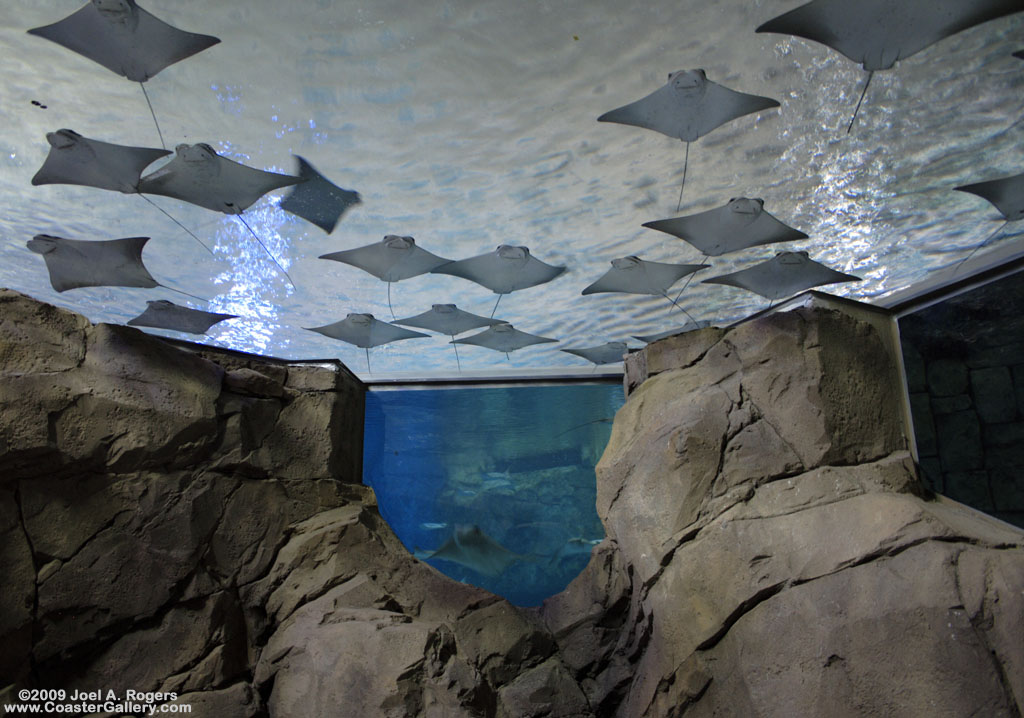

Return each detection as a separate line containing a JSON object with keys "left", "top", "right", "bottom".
{"left": 3, "top": 289, "right": 1023, "bottom": 717}
{"left": 0, "top": 290, "right": 580, "bottom": 717}
{"left": 547, "top": 304, "right": 1024, "bottom": 716}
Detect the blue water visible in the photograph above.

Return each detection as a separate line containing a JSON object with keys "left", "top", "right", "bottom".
{"left": 363, "top": 382, "right": 624, "bottom": 606}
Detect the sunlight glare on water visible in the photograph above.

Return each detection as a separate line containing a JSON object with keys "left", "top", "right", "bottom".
{"left": 1, "top": 0, "right": 1023, "bottom": 377}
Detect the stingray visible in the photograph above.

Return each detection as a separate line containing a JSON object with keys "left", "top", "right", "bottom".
{"left": 953, "top": 170, "right": 1024, "bottom": 271}
{"left": 582, "top": 256, "right": 708, "bottom": 323}
{"left": 431, "top": 245, "right": 567, "bottom": 317}
{"left": 31, "top": 130, "right": 211, "bottom": 256}
{"left": 32, "top": 129, "right": 169, "bottom": 193}
{"left": 305, "top": 312, "right": 429, "bottom": 373}
{"left": 319, "top": 236, "right": 452, "bottom": 318}
{"left": 27, "top": 234, "right": 205, "bottom": 301}
{"left": 126, "top": 299, "right": 236, "bottom": 334}
{"left": 642, "top": 197, "right": 808, "bottom": 256}
{"left": 560, "top": 341, "right": 634, "bottom": 367}
{"left": 633, "top": 322, "right": 712, "bottom": 344}
{"left": 28, "top": 0, "right": 221, "bottom": 148}
{"left": 392, "top": 304, "right": 503, "bottom": 370}
{"left": 598, "top": 69, "right": 779, "bottom": 206}
{"left": 702, "top": 250, "right": 861, "bottom": 301}
{"left": 138, "top": 143, "right": 304, "bottom": 284}
{"left": 279, "top": 155, "right": 361, "bottom": 234}
{"left": 1014, "top": 50, "right": 1024, "bottom": 60}
{"left": 548, "top": 537, "right": 602, "bottom": 566}
{"left": 756, "top": 0, "right": 1024, "bottom": 132}
{"left": 452, "top": 322, "right": 557, "bottom": 359}
{"left": 417, "top": 524, "right": 521, "bottom": 577}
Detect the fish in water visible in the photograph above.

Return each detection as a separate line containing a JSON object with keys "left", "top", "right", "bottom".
{"left": 598, "top": 69, "right": 779, "bottom": 206}
{"left": 319, "top": 235, "right": 452, "bottom": 319}
{"left": 416, "top": 524, "right": 522, "bottom": 577}
{"left": 431, "top": 245, "right": 567, "bottom": 318}
{"left": 702, "top": 250, "right": 861, "bottom": 301}
{"left": 548, "top": 537, "right": 602, "bottom": 565}
{"left": 27, "top": 234, "right": 205, "bottom": 302}
{"left": 756, "top": 0, "right": 1024, "bottom": 132}
{"left": 28, "top": 0, "right": 221, "bottom": 148}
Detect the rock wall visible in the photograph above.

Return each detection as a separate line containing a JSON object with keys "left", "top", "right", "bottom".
{"left": 2, "top": 289, "right": 1022, "bottom": 717}
{"left": 0, "top": 289, "right": 582, "bottom": 718}
{"left": 544, "top": 304, "right": 1024, "bottom": 717}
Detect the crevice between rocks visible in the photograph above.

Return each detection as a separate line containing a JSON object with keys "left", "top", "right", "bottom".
{"left": 694, "top": 581, "right": 787, "bottom": 652}
{"left": 13, "top": 482, "right": 41, "bottom": 686}
{"left": 952, "top": 550, "right": 1024, "bottom": 717}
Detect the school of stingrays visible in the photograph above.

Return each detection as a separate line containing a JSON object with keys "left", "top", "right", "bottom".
{"left": 21, "top": 0, "right": 1024, "bottom": 373}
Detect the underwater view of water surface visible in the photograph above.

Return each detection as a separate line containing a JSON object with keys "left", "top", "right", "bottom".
{"left": 363, "top": 381, "right": 624, "bottom": 606}
{"left": 4, "top": 1, "right": 1024, "bottom": 379}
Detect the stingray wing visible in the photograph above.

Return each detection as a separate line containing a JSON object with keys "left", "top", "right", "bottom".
{"left": 432, "top": 253, "right": 565, "bottom": 294}
{"left": 696, "top": 81, "right": 780, "bottom": 139}
{"left": 306, "top": 316, "right": 428, "bottom": 348}
{"left": 453, "top": 325, "right": 557, "bottom": 353}
{"left": 633, "top": 324, "right": 711, "bottom": 343}
{"left": 28, "top": 235, "right": 158, "bottom": 292}
{"left": 29, "top": 2, "right": 220, "bottom": 82}
{"left": 956, "top": 172, "right": 1024, "bottom": 221}
{"left": 393, "top": 305, "right": 502, "bottom": 335}
{"left": 139, "top": 154, "right": 302, "bottom": 214}
{"left": 599, "top": 76, "right": 778, "bottom": 141}
{"left": 127, "top": 300, "right": 236, "bottom": 334}
{"left": 644, "top": 208, "right": 807, "bottom": 256}
{"left": 598, "top": 83, "right": 696, "bottom": 140}
{"left": 279, "top": 156, "right": 361, "bottom": 233}
{"left": 425, "top": 526, "right": 519, "bottom": 576}
{"left": 561, "top": 342, "right": 630, "bottom": 365}
{"left": 703, "top": 253, "right": 860, "bottom": 300}
{"left": 583, "top": 260, "right": 707, "bottom": 295}
{"left": 756, "top": 0, "right": 1024, "bottom": 71}
{"left": 32, "top": 132, "right": 169, "bottom": 193}
{"left": 320, "top": 242, "right": 450, "bottom": 282}
{"left": 512, "top": 255, "right": 567, "bottom": 292}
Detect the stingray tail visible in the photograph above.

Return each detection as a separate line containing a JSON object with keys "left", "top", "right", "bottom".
{"left": 238, "top": 215, "right": 296, "bottom": 289}
{"left": 847, "top": 71, "right": 873, "bottom": 134}
{"left": 490, "top": 293, "right": 503, "bottom": 319}
{"left": 676, "top": 141, "right": 690, "bottom": 212}
{"left": 157, "top": 282, "right": 209, "bottom": 304}
{"left": 138, "top": 195, "right": 214, "bottom": 255}
{"left": 365, "top": 347, "right": 372, "bottom": 374}
{"left": 387, "top": 282, "right": 395, "bottom": 320}
{"left": 661, "top": 291, "right": 698, "bottom": 326}
{"left": 451, "top": 335, "right": 462, "bottom": 371}
{"left": 671, "top": 265, "right": 701, "bottom": 306}
{"left": 139, "top": 82, "right": 166, "bottom": 150}
{"left": 953, "top": 220, "right": 1007, "bottom": 276}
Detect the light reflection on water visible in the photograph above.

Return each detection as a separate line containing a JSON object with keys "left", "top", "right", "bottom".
{"left": 1, "top": 1, "right": 1023, "bottom": 376}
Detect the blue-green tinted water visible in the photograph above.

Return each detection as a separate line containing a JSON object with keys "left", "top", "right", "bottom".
{"left": 363, "top": 382, "right": 624, "bottom": 606}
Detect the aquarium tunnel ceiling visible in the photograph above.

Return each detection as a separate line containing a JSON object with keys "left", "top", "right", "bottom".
{"left": 3, "top": 0, "right": 1024, "bottom": 378}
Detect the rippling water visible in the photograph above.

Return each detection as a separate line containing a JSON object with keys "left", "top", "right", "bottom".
{"left": 2, "top": 1, "right": 1023, "bottom": 377}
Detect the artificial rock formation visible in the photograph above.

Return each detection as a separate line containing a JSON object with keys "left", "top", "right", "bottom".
{"left": 0, "top": 289, "right": 580, "bottom": 718}
{"left": 546, "top": 303, "right": 1024, "bottom": 716}
{"left": 1, "top": 288, "right": 1022, "bottom": 717}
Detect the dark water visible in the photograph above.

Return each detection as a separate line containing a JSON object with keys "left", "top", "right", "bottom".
{"left": 363, "top": 382, "right": 624, "bottom": 606}
{"left": 898, "top": 268, "right": 1024, "bottom": 528}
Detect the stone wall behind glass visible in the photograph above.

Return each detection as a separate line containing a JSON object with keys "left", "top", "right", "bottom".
{"left": 899, "top": 270, "right": 1024, "bottom": 528}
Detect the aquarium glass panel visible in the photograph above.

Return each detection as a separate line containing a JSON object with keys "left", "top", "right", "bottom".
{"left": 898, "top": 268, "right": 1024, "bottom": 528}
{"left": 363, "top": 382, "right": 624, "bottom": 606}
